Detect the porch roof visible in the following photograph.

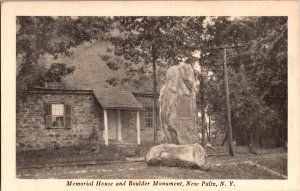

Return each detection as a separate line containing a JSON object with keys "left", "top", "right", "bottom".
{"left": 135, "top": 97, "right": 153, "bottom": 108}
{"left": 93, "top": 90, "right": 143, "bottom": 110}
{"left": 132, "top": 92, "right": 160, "bottom": 108}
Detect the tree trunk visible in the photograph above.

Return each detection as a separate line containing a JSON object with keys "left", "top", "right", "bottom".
{"left": 223, "top": 49, "right": 234, "bottom": 156}
{"left": 249, "top": 133, "right": 253, "bottom": 146}
{"left": 208, "top": 115, "right": 211, "bottom": 143}
{"left": 248, "top": 130, "right": 258, "bottom": 154}
{"left": 200, "top": 51, "right": 206, "bottom": 147}
{"left": 152, "top": 44, "right": 158, "bottom": 144}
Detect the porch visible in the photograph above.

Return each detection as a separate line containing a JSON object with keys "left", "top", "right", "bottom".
{"left": 93, "top": 90, "right": 144, "bottom": 146}
{"left": 102, "top": 109, "right": 142, "bottom": 145}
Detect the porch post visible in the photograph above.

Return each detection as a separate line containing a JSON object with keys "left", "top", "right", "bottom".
{"left": 117, "top": 110, "right": 122, "bottom": 141}
{"left": 103, "top": 109, "right": 109, "bottom": 145}
{"left": 137, "top": 110, "right": 141, "bottom": 145}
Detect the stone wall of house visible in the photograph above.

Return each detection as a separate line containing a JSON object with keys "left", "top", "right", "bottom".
{"left": 120, "top": 110, "right": 163, "bottom": 144}
{"left": 107, "top": 110, "right": 118, "bottom": 140}
{"left": 17, "top": 91, "right": 166, "bottom": 150}
{"left": 140, "top": 129, "right": 163, "bottom": 144}
{"left": 120, "top": 110, "right": 137, "bottom": 143}
{"left": 16, "top": 92, "right": 104, "bottom": 151}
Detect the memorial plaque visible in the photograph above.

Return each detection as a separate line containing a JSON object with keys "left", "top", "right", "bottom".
{"left": 177, "top": 95, "right": 192, "bottom": 118}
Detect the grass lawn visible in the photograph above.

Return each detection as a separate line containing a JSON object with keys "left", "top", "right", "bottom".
{"left": 16, "top": 143, "right": 152, "bottom": 167}
{"left": 16, "top": 145, "right": 287, "bottom": 179}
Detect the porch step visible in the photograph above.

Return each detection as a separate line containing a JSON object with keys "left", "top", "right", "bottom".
{"left": 113, "top": 142, "right": 139, "bottom": 146}
{"left": 97, "top": 140, "right": 154, "bottom": 157}
{"left": 125, "top": 157, "right": 145, "bottom": 162}
{"left": 118, "top": 144, "right": 144, "bottom": 157}
{"left": 107, "top": 139, "right": 139, "bottom": 145}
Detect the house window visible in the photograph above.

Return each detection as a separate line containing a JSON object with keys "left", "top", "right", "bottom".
{"left": 45, "top": 103, "right": 71, "bottom": 129}
{"left": 52, "top": 104, "right": 65, "bottom": 127}
{"left": 143, "top": 108, "right": 153, "bottom": 128}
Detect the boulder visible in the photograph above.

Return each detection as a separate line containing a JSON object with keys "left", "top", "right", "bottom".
{"left": 146, "top": 144, "right": 210, "bottom": 170}
{"left": 159, "top": 62, "right": 199, "bottom": 144}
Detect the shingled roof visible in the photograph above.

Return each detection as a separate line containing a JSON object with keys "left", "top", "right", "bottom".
{"left": 26, "top": 83, "right": 143, "bottom": 110}
{"left": 132, "top": 92, "right": 159, "bottom": 108}
{"left": 93, "top": 90, "right": 143, "bottom": 110}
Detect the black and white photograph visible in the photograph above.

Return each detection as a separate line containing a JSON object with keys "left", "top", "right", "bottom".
{"left": 1, "top": 1, "right": 299, "bottom": 191}
{"left": 15, "top": 15, "right": 288, "bottom": 179}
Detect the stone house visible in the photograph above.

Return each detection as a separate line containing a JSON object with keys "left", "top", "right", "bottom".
{"left": 16, "top": 85, "right": 161, "bottom": 151}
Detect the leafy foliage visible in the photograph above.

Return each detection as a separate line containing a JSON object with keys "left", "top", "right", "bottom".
{"left": 35, "top": 63, "right": 76, "bottom": 86}
{"left": 104, "top": 17, "right": 203, "bottom": 88}
{"left": 203, "top": 17, "right": 287, "bottom": 146}
{"left": 17, "top": 16, "right": 113, "bottom": 89}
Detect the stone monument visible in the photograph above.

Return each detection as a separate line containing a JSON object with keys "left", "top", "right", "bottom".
{"left": 146, "top": 61, "right": 210, "bottom": 170}
{"left": 146, "top": 144, "right": 210, "bottom": 171}
{"left": 159, "top": 62, "right": 199, "bottom": 144}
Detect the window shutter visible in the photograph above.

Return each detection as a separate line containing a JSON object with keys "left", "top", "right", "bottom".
{"left": 44, "top": 103, "right": 52, "bottom": 129}
{"left": 65, "top": 104, "right": 71, "bottom": 129}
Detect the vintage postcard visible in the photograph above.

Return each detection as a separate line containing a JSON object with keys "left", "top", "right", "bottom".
{"left": 1, "top": 1, "right": 299, "bottom": 191}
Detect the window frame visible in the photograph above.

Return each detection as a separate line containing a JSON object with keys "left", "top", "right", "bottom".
{"left": 142, "top": 107, "right": 153, "bottom": 129}
{"left": 45, "top": 102, "right": 71, "bottom": 129}
{"left": 51, "top": 103, "right": 65, "bottom": 129}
